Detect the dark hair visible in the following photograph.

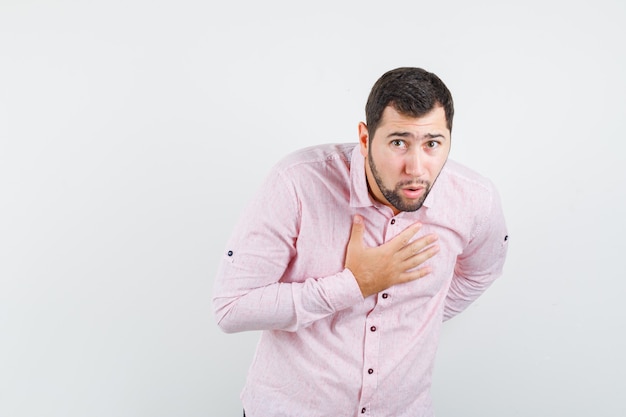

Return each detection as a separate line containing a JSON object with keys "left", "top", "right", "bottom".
{"left": 365, "top": 67, "right": 454, "bottom": 138}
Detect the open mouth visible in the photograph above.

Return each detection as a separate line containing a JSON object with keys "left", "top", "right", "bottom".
{"left": 401, "top": 186, "right": 425, "bottom": 199}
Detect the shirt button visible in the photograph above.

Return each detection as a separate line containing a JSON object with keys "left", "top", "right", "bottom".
{"left": 390, "top": 219, "right": 395, "bottom": 225}
{"left": 370, "top": 326, "right": 376, "bottom": 332}
{"left": 368, "top": 368, "right": 374, "bottom": 374}
{"left": 361, "top": 408, "right": 366, "bottom": 413}
{"left": 382, "top": 293, "right": 389, "bottom": 299}
{"left": 227, "top": 250, "right": 233, "bottom": 256}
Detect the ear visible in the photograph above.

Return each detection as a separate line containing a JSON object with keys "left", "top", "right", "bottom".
{"left": 358, "top": 122, "right": 369, "bottom": 158}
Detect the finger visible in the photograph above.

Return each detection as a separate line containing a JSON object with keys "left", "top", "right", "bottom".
{"left": 397, "top": 233, "right": 438, "bottom": 261}
{"left": 401, "top": 243, "right": 440, "bottom": 270}
{"left": 399, "top": 265, "right": 434, "bottom": 283}
{"left": 389, "top": 221, "right": 423, "bottom": 249}
{"left": 347, "top": 214, "right": 365, "bottom": 248}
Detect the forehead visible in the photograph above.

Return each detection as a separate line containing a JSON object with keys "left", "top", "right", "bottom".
{"left": 378, "top": 105, "right": 448, "bottom": 131}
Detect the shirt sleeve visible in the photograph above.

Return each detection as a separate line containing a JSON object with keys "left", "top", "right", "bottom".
{"left": 443, "top": 182, "right": 509, "bottom": 321}
{"left": 212, "top": 166, "right": 364, "bottom": 333}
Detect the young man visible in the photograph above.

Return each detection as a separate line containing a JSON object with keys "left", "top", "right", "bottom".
{"left": 213, "top": 67, "right": 509, "bottom": 417}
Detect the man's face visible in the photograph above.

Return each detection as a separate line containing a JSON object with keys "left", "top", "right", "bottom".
{"left": 359, "top": 105, "right": 451, "bottom": 215}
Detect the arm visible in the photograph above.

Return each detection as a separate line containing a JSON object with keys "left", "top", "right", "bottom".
{"left": 211, "top": 168, "right": 360, "bottom": 333}
{"left": 443, "top": 184, "right": 509, "bottom": 321}
{"left": 213, "top": 168, "right": 440, "bottom": 333}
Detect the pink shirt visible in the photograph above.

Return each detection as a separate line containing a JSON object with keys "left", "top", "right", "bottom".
{"left": 213, "top": 143, "right": 509, "bottom": 417}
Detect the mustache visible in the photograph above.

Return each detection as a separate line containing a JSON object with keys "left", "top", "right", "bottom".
{"left": 397, "top": 179, "right": 430, "bottom": 188}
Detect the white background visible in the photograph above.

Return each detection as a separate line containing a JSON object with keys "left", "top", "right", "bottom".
{"left": 1, "top": 0, "right": 625, "bottom": 416}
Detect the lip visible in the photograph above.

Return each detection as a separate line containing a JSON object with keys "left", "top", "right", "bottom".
{"left": 401, "top": 186, "right": 425, "bottom": 199}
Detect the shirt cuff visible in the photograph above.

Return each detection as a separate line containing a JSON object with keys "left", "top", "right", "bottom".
{"left": 326, "top": 268, "right": 364, "bottom": 311}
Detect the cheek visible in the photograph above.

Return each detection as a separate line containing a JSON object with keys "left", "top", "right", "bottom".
{"left": 377, "top": 157, "right": 404, "bottom": 177}
{"left": 427, "top": 156, "right": 448, "bottom": 176}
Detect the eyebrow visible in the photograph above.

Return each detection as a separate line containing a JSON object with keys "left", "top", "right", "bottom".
{"left": 387, "top": 131, "right": 447, "bottom": 140}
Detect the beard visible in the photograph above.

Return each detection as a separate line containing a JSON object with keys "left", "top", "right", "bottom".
{"left": 368, "top": 153, "right": 433, "bottom": 212}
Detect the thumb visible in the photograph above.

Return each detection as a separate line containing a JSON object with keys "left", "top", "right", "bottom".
{"left": 348, "top": 214, "right": 365, "bottom": 247}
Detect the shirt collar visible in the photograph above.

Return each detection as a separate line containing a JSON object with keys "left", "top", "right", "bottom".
{"left": 349, "top": 145, "right": 373, "bottom": 208}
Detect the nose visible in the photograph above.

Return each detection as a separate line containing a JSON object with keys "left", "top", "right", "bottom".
{"left": 405, "top": 150, "right": 424, "bottom": 177}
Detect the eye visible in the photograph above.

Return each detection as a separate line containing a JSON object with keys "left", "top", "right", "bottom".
{"left": 426, "top": 140, "right": 439, "bottom": 149}
{"left": 391, "top": 139, "right": 407, "bottom": 149}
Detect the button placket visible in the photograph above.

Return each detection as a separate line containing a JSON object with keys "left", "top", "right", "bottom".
{"left": 360, "top": 304, "right": 381, "bottom": 409}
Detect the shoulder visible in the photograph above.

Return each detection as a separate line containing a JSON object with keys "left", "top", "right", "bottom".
{"left": 429, "top": 159, "right": 502, "bottom": 226}
{"left": 428, "top": 160, "right": 505, "bottom": 243}
{"left": 439, "top": 159, "right": 498, "bottom": 198}
{"left": 273, "top": 143, "right": 356, "bottom": 173}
